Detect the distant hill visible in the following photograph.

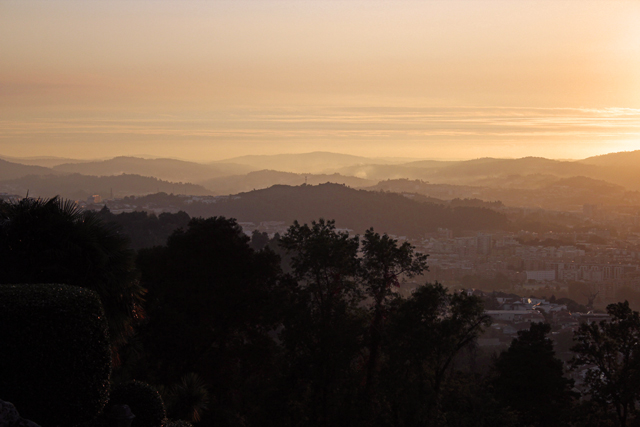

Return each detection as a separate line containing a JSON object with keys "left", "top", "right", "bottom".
{"left": 419, "top": 157, "right": 597, "bottom": 185}
{"left": 0, "top": 173, "right": 212, "bottom": 200}
{"left": 547, "top": 176, "right": 623, "bottom": 192}
{"left": 186, "top": 183, "right": 508, "bottom": 235}
{"left": 575, "top": 151, "right": 640, "bottom": 191}
{"left": 579, "top": 150, "right": 640, "bottom": 167}
{"left": 216, "top": 152, "right": 385, "bottom": 174}
{"left": 334, "top": 164, "right": 435, "bottom": 181}
{"left": 367, "top": 177, "right": 639, "bottom": 210}
{"left": 0, "top": 156, "right": 93, "bottom": 168}
{"left": 201, "top": 170, "right": 376, "bottom": 195}
{"left": 339, "top": 155, "right": 640, "bottom": 192}
{"left": 368, "top": 179, "right": 484, "bottom": 200}
{"left": 401, "top": 159, "right": 459, "bottom": 169}
{"left": 407, "top": 153, "right": 640, "bottom": 192}
{"left": 334, "top": 157, "right": 597, "bottom": 184}
{"left": 53, "top": 156, "right": 254, "bottom": 183}
{"left": 0, "top": 159, "right": 54, "bottom": 181}
{"left": 7, "top": 149, "right": 640, "bottom": 200}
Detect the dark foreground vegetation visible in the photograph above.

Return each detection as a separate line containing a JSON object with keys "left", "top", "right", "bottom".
{"left": 2, "top": 197, "right": 640, "bottom": 427}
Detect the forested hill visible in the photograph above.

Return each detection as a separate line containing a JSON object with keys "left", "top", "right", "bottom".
{"left": 188, "top": 183, "right": 508, "bottom": 235}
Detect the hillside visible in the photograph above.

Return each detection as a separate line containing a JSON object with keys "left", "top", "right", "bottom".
{"left": 579, "top": 150, "right": 640, "bottom": 168}
{"left": 201, "top": 170, "right": 376, "bottom": 195}
{"left": 575, "top": 151, "right": 640, "bottom": 191}
{"left": 418, "top": 154, "right": 640, "bottom": 192}
{"left": 0, "top": 173, "right": 213, "bottom": 200}
{"left": 53, "top": 156, "right": 254, "bottom": 183}
{"left": 0, "top": 159, "right": 55, "bottom": 181}
{"left": 338, "top": 154, "right": 640, "bottom": 194}
{"left": 185, "top": 183, "right": 508, "bottom": 235}
{"left": 334, "top": 164, "right": 435, "bottom": 181}
{"left": 6, "top": 150, "right": 640, "bottom": 201}
{"left": 334, "top": 157, "right": 597, "bottom": 185}
{"left": 367, "top": 177, "right": 639, "bottom": 210}
{"left": 430, "top": 157, "right": 596, "bottom": 179}
{"left": 0, "top": 156, "right": 92, "bottom": 168}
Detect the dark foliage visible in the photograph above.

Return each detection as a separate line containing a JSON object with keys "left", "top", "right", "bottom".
{"left": 556, "top": 297, "right": 589, "bottom": 313}
{"left": 359, "top": 229, "right": 428, "bottom": 417}
{"left": 0, "top": 284, "right": 111, "bottom": 427}
{"left": 106, "top": 381, "right": 166, "bottom": 427}
{"left": 135, "top": 216, "right": 286, "bottom": 425}
{"left": 572, "top": 302, "right": 640, "bottom": 427}
{"left": 162, "top": 373, "right": 210, "bottom": 424}
{"left": 250, "top": 230, "right": 270, "bottom": 251}
{"left": 0, "top": 197, "right": 144, "bottom": 346}
{"left": 96, "top": 207, "right": 190, "bottom": 250}
{"left": 493, "top": 323, "right": 575, "bottom": 426}
{"left": 438, "top": 373, "right": 518, "bottom": 427}
{"left": 380, "top": 283, "right": 491, "bottom": 425}
{"left": 164, "top": 421, "right": 194, "bottom": 427}
{"left": 278, "top": 219, "right": 365, "bottom": 427}
{"left": 13, "top": 203, "right": 639, "bottom": 426}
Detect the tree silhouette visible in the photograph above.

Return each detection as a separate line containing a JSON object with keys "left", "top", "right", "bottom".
{"left": 572, "top": 301, "right": 640, "bottom": 427}
{"left": 279, "top": 219, "right": 364, "bottom": 427}
{"left": 359, "top": 229, "right": 428, "bottom": 411}
{"left": 382, "top": 283, "right": 490, "bottom": 425}
{"left": 136, "top": 216, "right": 284, "bottom": 425}
{"left": 493, "top": 322, "right": 575, "bottom": 426}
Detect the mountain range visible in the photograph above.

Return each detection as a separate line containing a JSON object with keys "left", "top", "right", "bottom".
{"left": 3, "top": 150, "right": 640, "bottom": 209}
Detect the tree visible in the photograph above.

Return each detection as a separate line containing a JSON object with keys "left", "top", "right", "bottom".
{"left": 136, "top": 216, "right": 284, "bottom": 425}
{"left": 278, "top": 219, "right": 365, "bottom": 427}
{"left": 359, "top": 229, "right": 428, "bottom": 408}
{"left": 571, "top": 301, "right": 640, "bottom": 427}
{"left": 96, "top": 208, "right": 191, "bottom": 250}
{"left": 250, "top": 230, "right": 270, "bottom": 251}
{"left": 381, "top": 283, "right": 491, "bottom": 425}
{"left": 493, "top": 322, "right": 575, "bottom": 427}
{"left": 138, "top": 217, "right": 280, "bottom": 386}
{"left": 0, "top": 196, "right": 143, "bottom": 347}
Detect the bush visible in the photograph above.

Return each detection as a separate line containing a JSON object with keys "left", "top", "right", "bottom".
{"left": 164, "top": 421, "right": 193, "bottom": 427}
{"left": 0, "top": 284, "right": 111, "bottom": 427}
{"left": 107, "top": 381, "right": 166, "bottom": 427}
{"left": 0, "top": 197, "right": 144, "bottom": 346}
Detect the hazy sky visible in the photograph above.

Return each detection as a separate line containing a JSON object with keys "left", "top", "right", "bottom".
{"left": 2, "top": 1, "right": 640, "bottom": 161}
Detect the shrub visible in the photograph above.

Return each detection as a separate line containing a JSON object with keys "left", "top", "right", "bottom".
{"left": 107, "top": 381, "right": 166, "bottom": 427}
{"left": 0, "top": 284, "right": 111, "bottom": 426}
{"left": 164, "top": 373, "right": 210, "bottom": 423}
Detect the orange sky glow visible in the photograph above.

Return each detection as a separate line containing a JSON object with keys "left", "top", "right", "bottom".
{"left": 1, "top": 1, "right": 640, "bottom": 161}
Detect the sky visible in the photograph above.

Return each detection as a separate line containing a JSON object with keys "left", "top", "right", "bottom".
{"left": 1, "top": 0, "right": 640, "bottom": 161}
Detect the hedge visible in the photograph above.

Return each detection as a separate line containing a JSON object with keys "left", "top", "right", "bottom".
{"left": 0, "top": 284, "right": 111, "bottom": 427}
